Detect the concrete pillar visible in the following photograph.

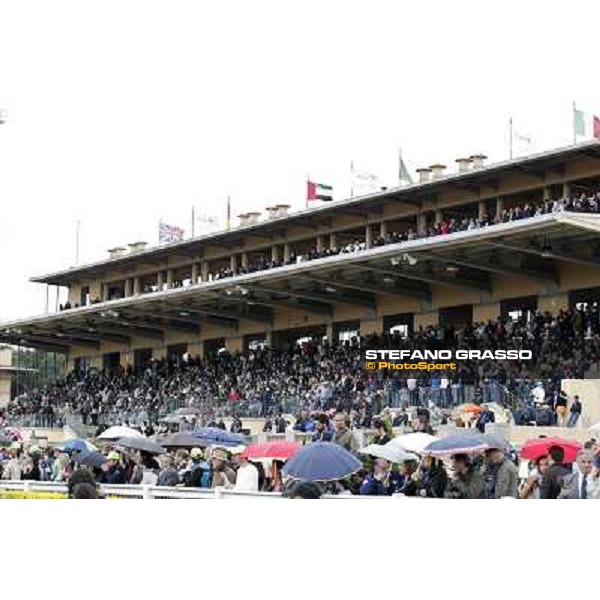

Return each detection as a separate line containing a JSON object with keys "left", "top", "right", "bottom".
{"left": 124, "top": 279, "right": 132, "bottom": 297}
{"left": 543, "top": 186, "right": 551, "bottom": 201}
{"left": 102, "top": 284, "right": 109, "bottom": 302}
{"left": 271, "top": 245, "right": 279, "bottom": 263}
{"left": 265, "top": 330, "right": 273, "bottom": 348}
{"left": 157, "top": 271, "right": 164, "bottom": 291}
{"left": 316, "top": 235, "right": 324, "bottom": 253}
{"left": 166, "top": 269, "right": 174, "bottom": 288}
{"left": 478, "top": 200, "right": 486, "bottom": 220}
{"left": 417, "top": 213, "right": 427, "bottom": 235}
{"left": 380, "top": 221, "right": 388, "bottom": 237}
{"left": 230, "top": 254, "right": 238, "bottom": 274}
{"left": 329, "top": 232, "right": 337, "bottom": 248}
{"left": 562, "top": 182, "right": 571, "bottom": 198}
{"left": 365, "top": 225, "right": 373, "bottom": 249}
{"left": 496, "top": 196, "right": 504, "bottom": 221}
{"left": 133, "top": 277, "right": 141, "bottom": 295}
{"left": 284, "top": 243, "right": 291, "bottom": 263}
{"left": 326, "top": 322, "right": 334, "bottom": 344}
{"left": 434, "top": 209, "right": 443, "bottom": 224}
{"left": 191, "top": 263, "right": 199, "bottom": 285}
{"left": 241, "top": 252, "right": 249, "bottom": 269}
{"left": 201, "top": 262, "right": 209, "bottom": 283}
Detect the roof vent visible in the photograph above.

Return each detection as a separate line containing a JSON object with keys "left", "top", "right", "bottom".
{"left": 455, "top": 157, "right": 472, "bottom": 173}
{"left": 416, "top": 168, "right": 432, "bottom": 183}
{"left": 108, "top": 247, "right": 127, "bottom": 259}
{"left": 470, "top": 154, "right": 487, "bottom": 169}
{"left": 266, "top": 206, "right": 279, "bottom": 219}
{"left": 245, "top": 211, "right": 261, "bottom": 225}
{"left": 128, "top": 241, "right": 148, "bottom": 253}
{"left": 237, "top": 213, "right": 250, "bottom": 226}
{"left": 429, "top": 164, "right": 447, "bottom": 179}
{"left": 275, "top": 204, "right": 291, "bottom": 217}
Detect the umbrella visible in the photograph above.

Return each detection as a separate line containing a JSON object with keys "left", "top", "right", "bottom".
{"left": 191, "top": 427, "right": 247, "bottom": 445}
{"left": 240, "top": 441, "right": 301, "bottom": 461}
{"left": 387, "top": 432, "right": 439, "bottom": 454}
{"left": 282, "top": 442, "right": 362, "bottom": 482}
{"left": 457, "top": 403, "right": 482, "bottom": 413}
{"left": 159, "top": 433, "right": 209, "bottom": 448}
{"left": 423, "top": 434, "right": 490, "bottom": 456}
{"left": 192, "top": 436, "right": 245, "bottom": 448}
{"left": 57, "top": 439, "right": 98, "bottom": 453}
{"left": 98, "top": 426, "right": 144, "bottom": 440}
{"left": 3, "top": 427, "right": 23, "bottom": 440}
{"left": 589, "top": 422, "right": 600, "bottom": 432}
{"left": 116, "top": 437, "right": 166, "bottom": 455}
{"left": 359, "top": 444, "right": 418, "bottom": 464}
{"left": 520, "top": 437, "right": 582, "bottom": 463}
{"left": 0, "top": 434, "right": 13, "bottom": 446}
{"left": 72, "top": 451, "right": 107, "bottom": 469}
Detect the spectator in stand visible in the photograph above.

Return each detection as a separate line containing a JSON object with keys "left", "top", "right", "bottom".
{"left": 539, "top": 445, "right": 571, "bottom": 499}
{"left": 371, "top": 418, "right": 392, "bottom": 445}
{"left": 475, "top": 404, "right": 495, "bottom": 434}
{"left": 567, "top": 395, "right": 582, "bottom": 428}
{"left": 444, "top": 454, "right": 486, "bottom": 499}
{"left": 210, "top": 448, "right": 236, "bottom": 489}
{"left": 520, "top": 455, "right": 549, "bottom": 500}
{"left": 559, "top": 450, "right": 599, "bottom": 499}
{"left": 332, "top": 412, "right": 359, "bottom": 453}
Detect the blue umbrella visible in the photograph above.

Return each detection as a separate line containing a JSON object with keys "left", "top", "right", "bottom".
{"left": 282, "top": 442, "right": 363, "bottom": 482}
{"left": 191, "top": 427, "right": 247, "bottom": 445}
{"left": 73, "top": 450, "right": 107, "bottom": 469}
{"left": 57, "top": 439, "right": 98, "bottom": 453}
{"left": 116, "top": 437, "right": 166, "bottom": 454}
{"left": 192, "top": 436, "right": 244, "bottom": 448}
{"left": 423, "top": 435, "right": 490, "bottom": 456}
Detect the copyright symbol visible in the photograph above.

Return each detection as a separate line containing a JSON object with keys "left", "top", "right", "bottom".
{"left": 366, "top": 362, "right": 376, "bottom": 370}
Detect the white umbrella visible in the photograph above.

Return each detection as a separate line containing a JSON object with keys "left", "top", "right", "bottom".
{"left": 360, "top": 444, "right": 418, "bottom": 464}
{"left": 387, "top": 432, "right": 439, "bottom": 454}
{"left": 98, "top": 426, "right": 145, "bottom": 440}
{"left": 589, "top": 422, "right": 600, "bottom": 432}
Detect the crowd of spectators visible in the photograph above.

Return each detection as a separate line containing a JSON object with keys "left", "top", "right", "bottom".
{"left": 4, "top": 300, "right": 600, "bottom": 430}
{"left": 55, "top": 193, "right": 600, "bottom": 308}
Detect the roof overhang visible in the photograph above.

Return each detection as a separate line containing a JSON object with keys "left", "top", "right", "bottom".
{"left": 5, "top": 212, "right": 600, "bottom": 351}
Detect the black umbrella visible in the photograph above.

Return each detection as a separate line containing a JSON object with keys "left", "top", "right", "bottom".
{"left": 73, "top": 451, "right": 107, "bottom": 469}
{"left": 116, "top": 436, "right": 166, "bottom": 454}
{"left": 159, "top": 433, "right": 207, "bottom": 448}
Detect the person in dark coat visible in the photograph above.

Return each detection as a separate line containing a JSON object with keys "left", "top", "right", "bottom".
{"left": 102, "top": 451, "right": 127, "bottom": 484}
{"left": 414, "top": 456, "right": 448, "bottom": 498}
{"left": 444, "top": 454, "right": 485, "bottom": 499}
{"left": 539, "top": 445, "right": 571, "bottom": 499}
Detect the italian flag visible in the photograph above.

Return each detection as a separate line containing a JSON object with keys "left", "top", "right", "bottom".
{"left": 307, "top": 180, "right": 333, "bottom": 202}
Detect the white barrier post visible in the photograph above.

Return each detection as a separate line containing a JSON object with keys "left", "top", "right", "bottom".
{"left": 214, "top": 487, "right": 224, "bottom": 499}
{"left": 142, "top": 485, "right": 151, "bottom": 500}
{"left": 24, "top": 481, "right": 32, "bottom": 493}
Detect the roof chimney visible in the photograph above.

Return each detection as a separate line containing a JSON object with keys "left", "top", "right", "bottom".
{"left": 455, "top": 157, "right": 472, "bottom": 173}
{"left": 246, "top": 211, "right": 261, "bottom": 225}
{"left": 416, "top": 167, "right": 432, "bottom": 184}
{"left": 108, "top": 247, "right": 127, "bottom": 259}
{"left": 470, "top": 154, "right": 487, "bottom": 169}
{"left": 275, "top": 204, "right": 291, "bottom": 217}
{"left": 237, "top": 213, "right": 250, "bottom": 226}
{"left": 429, "top": 164, "right": 447, "bottom": 179}
{"left": 128, "top": 241, "right": 148, "bottom": 254}
{"left": 266, "top": 206, "right": 279, "bottom": 219}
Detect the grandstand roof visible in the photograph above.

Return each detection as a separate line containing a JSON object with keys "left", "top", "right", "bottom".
{"left": 30, "top": 139, "right": 600, "bottom": 287}
{"left": 4, "top": 211, "right": 600, "bottom": 352}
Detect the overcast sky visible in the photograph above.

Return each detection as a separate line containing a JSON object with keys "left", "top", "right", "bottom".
{"left": 1, "top": 0, "right": 599, "bottom": 321}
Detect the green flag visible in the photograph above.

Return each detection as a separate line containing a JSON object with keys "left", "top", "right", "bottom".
{"left": 574, "top": 108, "right": 586, "bottom": 136}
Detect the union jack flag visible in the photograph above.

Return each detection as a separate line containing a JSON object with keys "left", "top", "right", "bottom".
{"left": 159, "top": 221, "right": 184, "bottom": 244}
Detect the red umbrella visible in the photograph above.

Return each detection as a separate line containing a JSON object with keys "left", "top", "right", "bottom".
{"left": 240, "top": 441, "right": 301, "bottom": 461}
{"left": 520, "top": 437, "right": 582, "bottom": 463}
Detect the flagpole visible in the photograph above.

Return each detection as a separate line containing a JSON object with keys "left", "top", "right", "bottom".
{"left": 227, "top": 196, "right": 231, "bottom": 230}
{"left": 75, "top": 220, "right": 81, "bottom": 266}
{"left": 350, "top": 160, "right": 354, "bottom": 198}
{"left": 573, "top": 101, "right": 577, "bottom": 145}
{"left": 398, "top": 149, "right": 402, "bottom": 186}
{"left": 509, "top": 117, "right": 513, "bottom": 160}
{"left": 191, "top": 206, "right": 195, "bottom": 238}
{"left": 306, "top": 174, "right": 309, "bottom": 209}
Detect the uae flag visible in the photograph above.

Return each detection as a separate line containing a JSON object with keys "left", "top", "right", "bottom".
{"left": 595, "top": 115, "right": 600, "bottom": 139}
{"left": 307, "top": 180, "right": 333, "bottom": 202}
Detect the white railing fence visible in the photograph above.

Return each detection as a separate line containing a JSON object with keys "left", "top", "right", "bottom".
{"left": 0, "top": 480, "right": 395, "bottom": 500}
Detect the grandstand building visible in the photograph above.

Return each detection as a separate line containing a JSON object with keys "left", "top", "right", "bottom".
{"left": 3, "top": 140, "right": 600, "bottom": 375}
